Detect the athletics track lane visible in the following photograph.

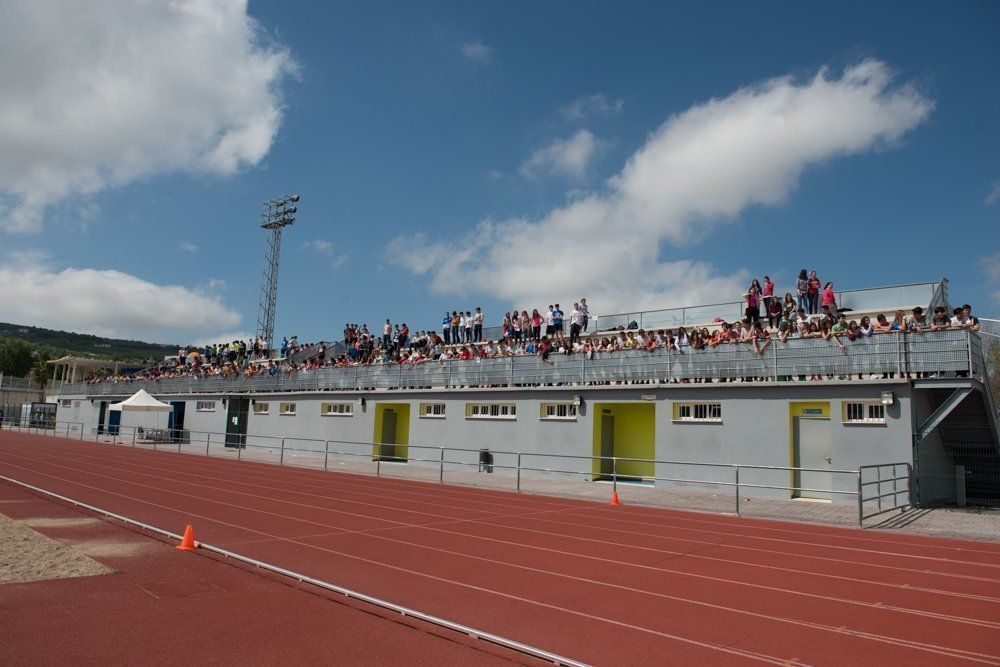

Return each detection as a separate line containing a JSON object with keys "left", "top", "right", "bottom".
{"left": 1, "top": 432, "right": 999, "bottom": 665}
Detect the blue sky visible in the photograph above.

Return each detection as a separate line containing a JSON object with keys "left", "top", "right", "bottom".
{"left": 0, "top": 0, "right": 997, "bottom": 344}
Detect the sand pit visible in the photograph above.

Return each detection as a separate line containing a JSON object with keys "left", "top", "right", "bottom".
{"left": 0, "top": 513, "right": 114, "bottom": 584}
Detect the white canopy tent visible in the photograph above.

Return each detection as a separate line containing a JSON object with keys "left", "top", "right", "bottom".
{"left": 110, "top": 389, "right": 173, "bottom": 435}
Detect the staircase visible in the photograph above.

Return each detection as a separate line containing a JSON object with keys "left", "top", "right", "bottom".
{"left": 926, "top": 384, "right": 1000, "bottom": 506}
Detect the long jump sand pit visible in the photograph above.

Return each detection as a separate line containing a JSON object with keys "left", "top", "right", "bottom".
{"left": 0, "top": 512, "right": 114, "bottom": 584}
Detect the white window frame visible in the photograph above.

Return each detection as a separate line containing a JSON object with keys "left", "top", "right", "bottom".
{"left": 540, "top": 402, "right": 577, "bottom": 421}
{"left": 842, "top": 400, "right": 886, "bottom": 425}
{"left": 465, "top": 402, "right": 517, "bottom": 421}
{"left": 419, "top": 403, "right": 446, "bottom": 419}
{"left": 321, "top": 402, "right": 354, "bottom": 417}
{"left": 253, "top": 402, "right": 269, "bottom": 415}
{"left": 60, "top": 399, "right": 72, "bottom": 408}
{"left": 196, "top": 401, "right": 216, "bottom": 412}
{"left": 672, "top": 402, "right": 722, "bottom": 423}
{"left": 279, "top": 402, "right": 297, "bottom": 416}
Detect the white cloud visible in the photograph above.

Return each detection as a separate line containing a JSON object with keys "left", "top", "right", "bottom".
{"left": 460, "top": 41, "right": 494, "bottom": 63}
{"left": 389, "top": 60, "right": 933, "bottom": 313}
{"left": 180, "top": 242, "right": 199, "bottom": 253}
{"left": 301, "top": 239, "right": 346, "bottom": 269}
{"left": 519, "top": 129, "right": 606, "bottom": 179}
{"left": 561, "top": 93, "right": 624, "bottom": 121}
{"left": 0, "top": 253, "right": 241, "bottom": 342}
{"left": 188, "top": 331, "right": 255, "bottom": 347}
{"left": 301, "top": 239, "right": 333, "bottom": 253}
{"left": 0, "top": 0, "right": 297, "bottom": 233}
{"left": 980, "top": 253, "right": 1000, "bottom": 305}
{"left": 986, "top": 180, "right": 1000, "bottom": 205}
{"left": 486, "top": 169, "right": 504, "bottom": 181}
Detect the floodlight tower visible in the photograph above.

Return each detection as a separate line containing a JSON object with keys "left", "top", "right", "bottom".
{"left": 255, "top": 194, "right": 299, "bottom": 351}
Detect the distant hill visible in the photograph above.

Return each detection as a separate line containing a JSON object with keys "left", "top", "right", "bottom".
{"left": 0, "top": 322, "right": 179, "bottom": 364}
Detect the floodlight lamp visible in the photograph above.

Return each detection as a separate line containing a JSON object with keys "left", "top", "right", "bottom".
{"left": 289, "top": 194, "right": 300, "bottom": 202}
{"left": 284, "top": 206, "right": 297, "bottom": 215}
{"left": 881, "top": 391, "right": 894, "bottom": 406}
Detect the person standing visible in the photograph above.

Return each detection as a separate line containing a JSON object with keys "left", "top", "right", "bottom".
{"left": 383, "top": 320, "right": 392, "bottom": 350}
{"left": 473, "top": 307, "right": 484, "bottom": 343}
{"left": 796, "top": 270, "right": 809, "bottom": 313}
{"left": 569, "top": 302, "right": 584, "bottom": 349}
{"left": 762, "top": 276, "right": 774, "bottom": 324}
{"left": 552, "top": 304, "right": 565, "bottom": 343}
{"left": 821, "top": 282, "right": 837, "bottom": 315}
{"left": 464, "top": 311, "right": 474, "bottom": 343}
{"left": 450, "top": 311, "right": 461, "bottom": 344}
{"left": 579, "top": 298, "right": 589, "bottom": 332}
{"left": 442, "top": 311, "right": 452, "bottom": 345}
{"left": 807, "top": 271, "right": 821, "bottom": 315}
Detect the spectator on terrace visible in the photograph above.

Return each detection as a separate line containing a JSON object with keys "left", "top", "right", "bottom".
{"left": 502, "top": 312, "right": 512, "bottom": 340}
{"left": 569, "top": 302, "right": 584, "bottom": 348}
{"left": 474, "top": 307, "right": 484, "bottom": 342}
{"left": 762, "top": 275, "right": 775, "bottom": 318}
{"left": 744, "top": 280, "right": 762, "bottom": 325}
{"left": 280, "top": 337, "right": 289, "bottom": 357}
{"left": 874, "top": 313, "right": 895, "bottom": 332}
{"left": 819, "top": 319, "right": 845, "bottom": 350}
{"left": 832, "top": 314, "right": 848, "bottom": 332}
{"left": 531, "top": 309, "right": 542, "bottom": 341}
{"left": 442, "top": 311, "right": 452, "bottom": 344}
{"left": 846, "top": 320, "right": 863, "bottom": 341}
{"left": 859, "top": 316, "right": 874, "bottom": 336}
{"left": 551, "top": 305, "right": 565, "bottom": 342}
{"left": 807, "top": 271, "right": 821, "bottom": 314}
{"left": 930, "top": 307, "right": 951, "bottom": 330}
{"left": 821, "top": 282, "right": 837, "bottom": 314}
{"left": 538, "top": 336, "right": 555, "bottom": 365}
{"left": 777, "top": 322, "right": 791, "bottom": 343}
{"left": 464, "top": 311, "right": 473, "bottom": 343}
{"left": 450, "top": 311, "right": 460, "bottom": 344}
{"left": 952, "top": 304, "right": 981, "bottom": 331}
{"left": 782, "top": 293, "right": 797, "bottom": 324}
{"left": 544, "top": 305, "right": 555, "bottom": 338}
{"left": 580, "top": 298, "right": 589, "bottom": 332}
{"left": 796, "top": 269, "right": 809, "bottom": 312}
{"left": 751, "top": 321, "right": 771, "bottom": 355}
{"left": 383, "top": 320, "right": 392, "bottom": 349}
{"left": 907, "top": 307, "right": 928, "bottom": 332}
{"left": 766, "top": 293, "right": 782, "bottom": 329}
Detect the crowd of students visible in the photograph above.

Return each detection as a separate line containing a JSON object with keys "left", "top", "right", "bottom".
{"left": 81, "top": 291, "right": 981, "bottom": 386}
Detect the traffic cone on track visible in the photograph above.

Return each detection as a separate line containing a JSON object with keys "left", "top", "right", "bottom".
{"left": 611, "top": 490, "right": 621, "bottom": 506}
{"left": 176, "top": 524, "right": 197, "bottom": 551}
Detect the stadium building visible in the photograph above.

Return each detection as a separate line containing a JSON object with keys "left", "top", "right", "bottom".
{"left": 49, "top": 278, "right": 999, "bottom": 511}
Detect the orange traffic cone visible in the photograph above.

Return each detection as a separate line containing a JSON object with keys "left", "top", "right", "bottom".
{"left": 611, "top": 490, "right": 621, "bottom": 506}
{"left": 176, "top": 524, "right": 197, "bottom": 551}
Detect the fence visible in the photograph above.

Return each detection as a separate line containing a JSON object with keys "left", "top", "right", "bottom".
{"left": 54, "top": 330, "right": 983, "bottom": 398}
{"left": 1, "top": 417, "right": 911, "bottom": 527}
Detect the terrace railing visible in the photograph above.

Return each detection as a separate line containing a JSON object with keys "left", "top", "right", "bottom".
{"left": 55, "top": 329, "right": 985, "bottom": 397}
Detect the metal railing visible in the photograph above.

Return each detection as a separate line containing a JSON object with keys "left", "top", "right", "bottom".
{"left": 54, "top": 330, "right": 984, "bottom": 397}
{"left": 858, "top": 462, "right": 913, "bottom": 523}
{"left": 3, "top": 418, "right": 907, "bottom": 527}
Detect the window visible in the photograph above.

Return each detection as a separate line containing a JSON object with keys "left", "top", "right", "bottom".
{"left": 60, "top": 399, "right": 72, "bottom": 408}
{"left": 279, "top": 402, "right": 297, "bottom": 416}
{"left": 419, "top": 403, "right": 446, "bottom": 419}
{"left": 196, "top": 401, "right": 216, "bottom": 412}
{"left": 673, "top": 402, "right": 722, "bottom": 423}
{"left": 540, "top": 402, "right": 577, "bottom": 421}
{"left": 465, "top": 402, "right": 517, "bottom": 420}
{"left": 253, "top": 402, "right": 269, "bottom": 415}
{"left": 843, "top": 401, "right": 886, "bottom": 424}
{"left": 321, "top": 402, "right": 354, "bottom": 416}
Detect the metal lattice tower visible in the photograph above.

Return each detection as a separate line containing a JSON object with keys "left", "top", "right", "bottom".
{"left": 255, "top": 195, "right": 299, "bottom": 351}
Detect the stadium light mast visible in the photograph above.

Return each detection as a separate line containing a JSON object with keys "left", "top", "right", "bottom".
{"left": 255, "top": 194, "right": 299, "bottom": 351}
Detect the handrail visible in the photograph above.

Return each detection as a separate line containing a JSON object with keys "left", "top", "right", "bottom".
{"left": 5, "top": 419, "right": 907, "bottom": 528}
{"left": 52, "top": 329, "right": 983, "bottom": 397}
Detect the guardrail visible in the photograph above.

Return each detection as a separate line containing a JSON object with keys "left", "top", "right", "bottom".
{"left": 53, "top": 330, "right": 982, "bottom": 397}
{"left": 2, "top": 418, "right": 909, "bottom": 527}
{"left": 858, "top": 462, "right": 913, "bottom": 523}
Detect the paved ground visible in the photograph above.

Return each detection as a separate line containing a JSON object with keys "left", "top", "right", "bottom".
{"left": 0, "top": 481, "right": 521, "bottom": 665}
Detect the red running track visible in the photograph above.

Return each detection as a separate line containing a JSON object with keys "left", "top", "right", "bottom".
{"left": 2, "top": 431, "right": 1000, "bottom": 665}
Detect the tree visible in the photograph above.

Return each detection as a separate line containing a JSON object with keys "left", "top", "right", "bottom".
{"left": 0, "top": 340, "right": 34, "bottom": 377}
{"left": 30, "top": 359, "right": 51, "bottom": 389}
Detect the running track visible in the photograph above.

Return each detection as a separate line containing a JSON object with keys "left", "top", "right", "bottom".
{"left": 2, "top": 432, "right": 999, "bottom": 665}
